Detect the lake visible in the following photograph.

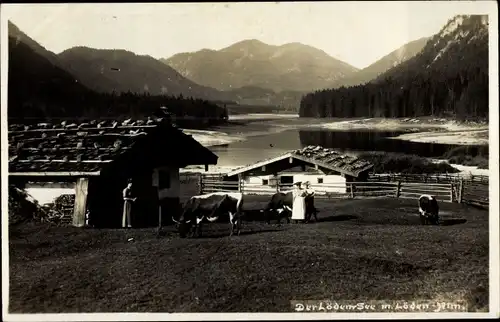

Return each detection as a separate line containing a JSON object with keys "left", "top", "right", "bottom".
{"left": 206, "top": 116, "right": 488, "bottom": 169}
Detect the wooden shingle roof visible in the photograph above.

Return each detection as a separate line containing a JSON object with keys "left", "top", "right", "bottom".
{"left": 291, "top": 145, "right": 373, "bottom": 176}
{"left": 226, "top": 145, "right": 373, "bottom": 178}
{"left": 8, "top": 117, "right": 217, "bottom": 175}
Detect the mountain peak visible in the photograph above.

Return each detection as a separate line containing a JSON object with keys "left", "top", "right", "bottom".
{"left": 279, "top": 42, "right": 309, "bottom": 49}
{"left": 426, "top": 15, "right": 488, "bottom": 67}
{"left": 437, "top": 14, "right": 488, "bottom": 39}
{"left": 439, "top": 15, "right": 467, "bottom": 38}
{"left": 220, "top": 39, "right": 271, "bottom": 52}
{"left": 164, "top": 39, "right": 358, "bottom": 92}
{"left": 60, "top": 46, "right": 136, "bottom": 57}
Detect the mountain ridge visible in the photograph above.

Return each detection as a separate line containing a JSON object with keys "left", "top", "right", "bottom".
{"left": 330, "top": 37, "right": 430, "bottom": 88}
{"left": 57, "top": 46, "right": 235, "bottom": 102}
{"left": 162, "top": 39, "right": 359, "bottom": 92}
{"left": 7, "top": 21, "right": 230, "bottom": 125}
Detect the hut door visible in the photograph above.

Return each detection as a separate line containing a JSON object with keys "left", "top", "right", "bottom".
{"left": 133, "top": 172, "right": 157, "bottom": 227}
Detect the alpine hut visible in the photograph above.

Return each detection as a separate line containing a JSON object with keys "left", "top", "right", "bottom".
{"left": 224, "top": 145, "right": 374, "bottom": 194}
{"left": 8, "top": 117, "right": 218, "bottom": 228}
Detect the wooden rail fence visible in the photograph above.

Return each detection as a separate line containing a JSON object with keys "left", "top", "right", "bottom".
{"left": 194, "top": 174, "right": 489, "bottom": 207}
{"left": 200, "top": 179, "right": 456, "bottom": 203}
{"left": 368, "top": 173, "right": 488, "bottom": 183}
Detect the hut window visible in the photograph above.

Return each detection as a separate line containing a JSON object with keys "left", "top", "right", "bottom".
{"left": 158, "top": 170, "right": 171, "bottom": 189}
{"left": 317, "top": 178, "right": 324, "bottom": 184}
{"left": 280, "top": 176, "right": 293, "bottom": 184}
{"left": 262, "top": 179, "right": 269, "bottom": 185}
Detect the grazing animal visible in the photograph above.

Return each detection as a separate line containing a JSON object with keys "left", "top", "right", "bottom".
{"left": 418, "top": 195, "right": 440, "bottom": 225}
{"left": 304, "top": 194, "right": 319, "bottom": 223}
{"left": 261, "top": 192, "right": 293, "bottom": 225}
{"left": 173, "top": 192, "right": 243, "bottom": 238}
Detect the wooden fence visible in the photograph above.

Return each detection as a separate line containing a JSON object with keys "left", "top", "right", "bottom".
{"left": 368, "top": 173, "right": 488, "bottom": 184}
{"left": 461, "top": 180, "right": 489, "bottom": 208}
{"left": 195, "top": 174, "right": 489, "bottom": 207}
{"left": 199, "top": 178, "right": 456, "bottom": 203}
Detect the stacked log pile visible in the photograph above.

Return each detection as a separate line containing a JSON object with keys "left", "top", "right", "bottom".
{"left": 8, "top": 186, "right": 49, "bottom": 225}
{"left": 8, "top": 185, "right": 80, "bottom": 226}
{"left": 46, "top": 194, "right": 76, "bottom": 225}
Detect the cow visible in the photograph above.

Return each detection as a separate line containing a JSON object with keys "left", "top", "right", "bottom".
{"left": 261, "top": 192, "right": 293, "bottom": 225}
{"left": 418, "top": 194, "right": 440, "bottom": 225}
{"left": 173, "top": 192, "right": 244, "bottom": 238}
{"left": 262, "top": 190, "right": 319, "bottom": 225}
{"left": 304, "top": 193, "right": 319, "bottom": 223}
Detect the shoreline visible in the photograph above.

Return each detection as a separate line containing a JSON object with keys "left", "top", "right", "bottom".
{"left": 184, "top": 116, "right": 489, "bottom": 147}
{"left": 389, "top": 129, "right": 489, "bottom": 145}
{"left": 182, "top": 115, "right": 304, "bottom": 147}
{"left": 312, "top": 117, "right": 489, "bottom": 145}
{"left": 179, "top": 115, "right": 489, "bottom": 175}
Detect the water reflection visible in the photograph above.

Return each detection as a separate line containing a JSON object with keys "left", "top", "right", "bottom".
{"left": 209, "top": 130, "right": 301, "bottom": 167}
{"left": 209, "top": 129, "right": 488, "bottom": 168}
{"left": 299, "top": 130, "right": 488, "bottom": 158}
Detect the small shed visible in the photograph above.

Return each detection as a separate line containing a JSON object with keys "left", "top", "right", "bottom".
{"left": 8, "top": 118, "right": 218, "bottom": 228}
{"left": 225, "top": 145, "right": 374, "bottom": 193}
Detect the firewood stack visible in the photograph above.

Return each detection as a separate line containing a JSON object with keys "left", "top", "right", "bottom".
{"left": 8, "top": 187, "right": 77, "bottom": 226}
{"left": 8, "top": 186, "right": 49, "bottom": 226}
{"left": 46, "top": 194, "right": 76, "bottom": 225}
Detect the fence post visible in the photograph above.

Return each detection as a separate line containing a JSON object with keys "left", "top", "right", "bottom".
{"left": 396, "top": 181, "right": 401, "bottom": 198}
{"left": 449, "top": 183, "right": 453, "bottom": 203}
{"left": 458, "top": 179, "right": 464, "bottom": 203}
{"left": 238, "top": 174, "right": 243, "bottom": 192}
{"left": 198, "top": 173, "right": 203, "bottom": 194}
{"left": 350, "top": 183, "right": 354, "bottom": 198}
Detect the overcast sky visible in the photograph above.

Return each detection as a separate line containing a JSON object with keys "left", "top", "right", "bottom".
{"left": 3, "top": 1, "right": 495, "bottom": 69}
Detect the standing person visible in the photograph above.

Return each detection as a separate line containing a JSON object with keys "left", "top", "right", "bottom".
{"left": 291, "top": 181, "right": 306, "bottom": 224}
{"left": 303, "top": 181, "right": 318, "bottom": 223}
{"left": 122, "top": 179, "right": 137, "bottom": 228}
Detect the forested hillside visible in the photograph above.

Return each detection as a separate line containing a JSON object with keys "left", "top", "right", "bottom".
{"left": 225, "top": 86, "right": 304, "bottom": 110}
{"left": 299, "top": 15, "right": 489, "bottom": 120}
{"left": 57, "top": 47, "right": 235, "bottom": 103}
{"left": 329, "top": 37, "right": 429, "bottom": 89}
{"left": 8, "top": 22, "right": 229, "bottom": 128}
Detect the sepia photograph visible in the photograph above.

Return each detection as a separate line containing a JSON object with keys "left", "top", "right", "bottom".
{"left": 1, "top": 1, "right": 498, "bottom": 320}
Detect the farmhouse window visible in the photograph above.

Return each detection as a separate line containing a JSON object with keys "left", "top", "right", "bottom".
{"left": 158, "top": 170, "right": 171, "bottom": 189}
{"left": 262, "top": 179, "right": 269, "bottom": 185}
{"left": 280, "top": 176, "right": 293, "bottom": 184}
{"left": 317, "top": 178, "right": 324, "bottom": 184}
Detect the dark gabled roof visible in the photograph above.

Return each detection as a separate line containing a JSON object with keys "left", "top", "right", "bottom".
{"left": 292, "top": 145, "right": 373, "bottom": 176}
{"left": 8, "top": 117, "right": 218, "bottom": 175}
{"left": 226, "top": 145, "right": 373, "bottom": 178}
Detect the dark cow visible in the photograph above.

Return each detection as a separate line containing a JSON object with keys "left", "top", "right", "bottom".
{"left": 173, "top": 192, "right": 244, "bottom": 238}
{"left": 304, "top": 194, "right": 318, "bottom": 223}
{"left": 262, "top": 191, "right": 319, "bottom": 224}
{"left": 261, "top": 191, "right": 293, "bottom": 225}
{"left": 418, "top": 194, "right": 440, "bottom": 225}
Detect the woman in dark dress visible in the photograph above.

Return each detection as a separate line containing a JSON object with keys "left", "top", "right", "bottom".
{"left": 122, "top": 180, "right": 136, "bottom": 228}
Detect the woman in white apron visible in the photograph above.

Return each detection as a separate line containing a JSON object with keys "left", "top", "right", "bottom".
{"left": 291, "top": 181, "right": 307, "bottom": 223}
